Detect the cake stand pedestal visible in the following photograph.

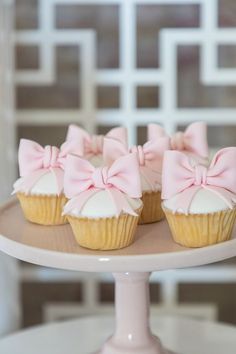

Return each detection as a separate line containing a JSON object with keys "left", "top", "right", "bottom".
{"left": 98, "top": 272, "right": 168, "bottom": 354}
{"left": 1, "top": 199, "right": 236, "bottom": 354}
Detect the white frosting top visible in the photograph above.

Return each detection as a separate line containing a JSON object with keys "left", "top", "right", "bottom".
{"left": 14, "top": 171, "right": 60, "bottom": 196}
{"left": 163, "top": 188, "right": 229, "bottom": 214}
{"left": 88, "top": 154, "right": 103, "bottom": 167}
{"left": 141, "top": 173, "right": 161, "bottom": 192}
{"left": 184, "top": 151, "right": 209, "bottom": 167}
{"left": 68, "top": 189, "right": 142, "bottom": 218}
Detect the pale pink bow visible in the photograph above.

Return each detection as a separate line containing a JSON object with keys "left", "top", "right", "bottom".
{"left": 66, "top": 125, "right": 128, "bottom": 157}
{"left": 103, "top": 137, "right": 170, "bottom": 189}
{"left": 148, "top": 122, "right": 209, "bottom": 159}
{"left": 63, "top": 153, "right": 142, "bottom": 217}
{"left": 13, "top": 139, "right": 82, "bottom": 195}
{"left": 162, "top": 148, "right": 236, "bottom": 214}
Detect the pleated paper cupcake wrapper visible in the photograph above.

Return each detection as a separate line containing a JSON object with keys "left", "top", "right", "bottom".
{"left": 139, "top": 190, "right": 165, "bottom": 224}
{"left": 17, "top": 192, "right": 68, "bottom": 225}
{"left": 67, "top": 208, "right": 142, "bottom": 250}
{"left": 163, "top": 206, "right": 236, "bottom": 248}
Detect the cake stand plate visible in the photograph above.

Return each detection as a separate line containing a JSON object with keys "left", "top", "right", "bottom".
{"left": 1, "top": 198, "right": 236, "bottom": 273}
{"left": 1, "top": 198, "right": 236, "bottom": 354}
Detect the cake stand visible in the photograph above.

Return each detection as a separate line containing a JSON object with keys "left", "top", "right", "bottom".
{"left": 1, "top": 198, "right": 236, "bottom": 354}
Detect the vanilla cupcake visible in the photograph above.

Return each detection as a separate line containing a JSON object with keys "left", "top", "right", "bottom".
{"left": 162, "top": 148, "right": 236, "bottom": 247}
{"left": 66, "top": 124, "right": 128, "bottom": 167}
{"left": 103, "top": 137, "right": 169, "bottom": 224}
{"left": 148, "top": 121, "right": 209, "bottom": 166}
{"left": 13, "top": 139, "right": 82, "bottom": 225}
{"left": 63, "top": 153, "right": 143, "bottom": 250}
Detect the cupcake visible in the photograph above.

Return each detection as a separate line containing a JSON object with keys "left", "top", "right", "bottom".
{"left": 162, "top": 148, "right": 236, "bottom": 247}
{"left": 148, "top": 121, "right": 209, "bottom": 166}
{"left": 103, "top": 136, "right": 170, "bottom": 224}
{"left": 13, "top": 139, "right": 82, "bottom": 225}
{"left": 66, "top": 124, "right": 128, "bottom": 167}
{"left": 63, "top": 153, "right": 143, "bottom": 250}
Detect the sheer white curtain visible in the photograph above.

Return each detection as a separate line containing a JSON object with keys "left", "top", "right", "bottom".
{"left": 0, "top": 0, "right": 21, "bottom": 335}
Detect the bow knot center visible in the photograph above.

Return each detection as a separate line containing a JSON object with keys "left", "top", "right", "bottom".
{"left": 131, "top": 145, "right": 145, "bottom": 166}
{"left": 171, "top": 131, "right": 185, "bottom": 151}
{"left": 194, "top": 165, "right": 208, "bottom": 186}
{"left": 90, "top": 135, "right": 103, "bottom": 155}
{"left": 43, "top": 146, "right": 60, "bottom": 168}
{"left": 92, "top": 167, "right": 110, "bottom": 189}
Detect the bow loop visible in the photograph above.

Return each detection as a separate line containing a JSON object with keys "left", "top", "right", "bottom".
{"left": 15, "top": 138, "right": 84, "bottom": 196}
{"left": 148, "top": 122, "right": 209, "bottom": 158}
{"left": 142, "top": 138, "right": 170, "bottom": 171}
{"left": 104, "top": 137, "right": 169, "bottom": 172}
{"left": 148, "top": 124, "right": 166, "bottom": 141}
{"left": 162, "top": 148, "right": 236, "bottom": 213}
{"left": 64, "top": 153, "right": 141, "bottom": 198}
{"left": 104, "top": 137, "right": 169, "bottom": 190}
{"left": 63, "top": 153, "right": 142, "bottom": 216}
{"left": 19, "top": 139, "right": 45, "bottom": 177}
{"left": 66, "top": 125, "right": 128, "bottom": 158}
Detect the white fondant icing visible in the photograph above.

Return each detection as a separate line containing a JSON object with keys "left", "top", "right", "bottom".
{"left": 141, "top": 173, "right": 161, "bottom": 192}
{"left": 69, "top": 189, "right": 142, "bottom": 218}
{"left": 13, "top": 178, "right": 24, "bottom": 192}
{"left": 163, "top": 188, "right": 229, "bottom": 214}
{"left": 184, "top": 151, "right": 209, "bottom": 167}
{"left": 15, "top": 171, "right": 59, "bottom": 195}
{"left": 88, "top": 154, "right": 103, "bottom": 167}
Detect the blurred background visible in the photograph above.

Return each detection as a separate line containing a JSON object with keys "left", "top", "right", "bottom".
{"left": 1, "top": 0, "right": 236, "bottom": 336}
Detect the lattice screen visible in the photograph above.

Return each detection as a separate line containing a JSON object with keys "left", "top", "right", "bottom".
{"left": 15, "top": 0, "right": 236, "bottom": 145}
{"left": 12, "top": 0, "right": 236, "bottom": 329}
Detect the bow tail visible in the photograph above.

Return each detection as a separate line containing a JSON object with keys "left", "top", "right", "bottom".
{"left": 172, "top": 186, "right": 201, "bottom": 214}
{"left": 108, "top": 188, "right": 139, "bottom": 217}
{"left": 204, "top": 185, "right": 236, "bottom": 209}
{"left": 13, "top": 170, "right": 49, "bottom": 195}
{"left": 51, "top": 167, "right": 64, "bottom": 196}
{"left": 63, "top": 188, "right": 100, "bottom": 215}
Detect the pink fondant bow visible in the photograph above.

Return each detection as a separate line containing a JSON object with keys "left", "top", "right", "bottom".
{"left": 13, "top": 139, "right": 82, "bottom": 195}
{"left": 63, "top": 153, "right": 142, "bottom": 217}
{"left": 66, "top": 125, "right": 128, "bottom": 157}
{"left": 148, "top": 122, "right": 209, "bottom": 158}
{"left": 162, "top": 148, "right": 236, "bottom": 214}
{"left": 103, "top": 137, "right": 170, "bottom": 189}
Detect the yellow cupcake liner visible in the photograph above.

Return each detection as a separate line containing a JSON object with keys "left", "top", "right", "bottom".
{"left": 163, "top": 206, "right": 236, "bottom": 248}
{"left": 139, "top": 190, "right": 165, "bottom": 224}
{"left": 67, "top": 208, "right": 142, "bottom": 250}
{"left": 17, "top": 192, "right": 68, "bottom": 225}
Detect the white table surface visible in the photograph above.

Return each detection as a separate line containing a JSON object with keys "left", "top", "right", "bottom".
{"left": 0, "top": 316, "right": 236, "bottom": 354}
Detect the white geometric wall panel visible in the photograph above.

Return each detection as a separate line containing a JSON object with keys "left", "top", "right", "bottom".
{"left": 0, "top": 0, "right": 21, "bottom": 336}
{"left": 15, "top": 0, "right": 236, "bottom": 144}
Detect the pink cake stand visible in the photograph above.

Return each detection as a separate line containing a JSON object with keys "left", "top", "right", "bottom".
{"left": 1, "top": 198, "right": 236, "bottom": 354}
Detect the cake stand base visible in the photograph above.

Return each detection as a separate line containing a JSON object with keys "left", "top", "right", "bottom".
{"left": 96, "top": 338, "right": 170, "bottom": 354}
{"left": 96, "top": 272, "right": 171, "bottom": 354}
